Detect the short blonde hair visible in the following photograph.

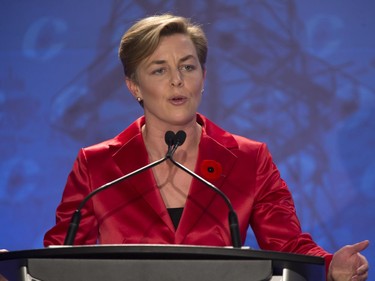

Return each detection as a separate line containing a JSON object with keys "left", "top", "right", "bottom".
{"left": 119, "top": 14, "right": 208, "bottom": 80}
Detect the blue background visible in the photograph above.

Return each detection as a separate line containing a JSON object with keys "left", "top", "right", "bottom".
{"left": 1, "top": 0, "right": 374, "bottom": 271}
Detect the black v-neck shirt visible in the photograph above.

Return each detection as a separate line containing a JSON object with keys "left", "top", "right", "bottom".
{"left": 167, "top": 207, "right": 184, "bottom": 230}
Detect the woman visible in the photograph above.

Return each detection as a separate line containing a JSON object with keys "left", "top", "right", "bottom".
{"left": 44, "top": 14, "right": 369, "bottom": 280}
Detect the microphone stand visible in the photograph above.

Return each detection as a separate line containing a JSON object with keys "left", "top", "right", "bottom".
{"left": 64, "top": 130, "right": 242, "bottom": 248}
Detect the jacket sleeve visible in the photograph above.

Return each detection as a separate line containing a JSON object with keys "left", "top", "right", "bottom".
{"left": 249, "top": 143, "right": 333, "bottom": 271}
{"left": 44, "top": 149, "right": 98, "bottom": 246}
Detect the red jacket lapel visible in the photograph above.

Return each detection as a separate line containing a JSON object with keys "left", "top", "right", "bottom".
{"left": 176, "top": 115, "right": 239, "bottom": 243}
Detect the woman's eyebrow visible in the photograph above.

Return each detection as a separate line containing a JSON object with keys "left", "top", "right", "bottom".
{"left": 180, "top": 54, "right": 196, "bottom": 62}
{"left": 147, "top": 54, "right": 196, "bottom": 67}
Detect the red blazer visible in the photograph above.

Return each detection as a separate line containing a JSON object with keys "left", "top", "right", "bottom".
{"left": 44, "top": 114, "right": 332, "bottom": 264}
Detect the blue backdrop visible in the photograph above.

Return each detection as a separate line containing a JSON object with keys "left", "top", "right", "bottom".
{"left": 1, "top": 0, "right": 374, "bottom": 270}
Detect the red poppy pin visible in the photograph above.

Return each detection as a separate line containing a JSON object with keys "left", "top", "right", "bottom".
{"left": 200, "top": 160, "right": 223, "bottom": 181}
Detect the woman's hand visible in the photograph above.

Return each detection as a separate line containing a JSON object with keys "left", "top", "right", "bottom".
{"left": 328, "top": 240, "right": 369, "bottom": 281}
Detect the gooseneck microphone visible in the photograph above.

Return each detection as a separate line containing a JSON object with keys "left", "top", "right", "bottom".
{"left": 64, "top": 131, "right": 175, "bottom": 245}
{"left": 64, "top": 130, "right": 241, "bottom": 248}
{"left": 166, "top": 130, "right": 242, "bottom": 248}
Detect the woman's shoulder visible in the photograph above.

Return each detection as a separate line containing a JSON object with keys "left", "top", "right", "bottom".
{"left": 80, "top": 117, "right": 144, "bottom": 157}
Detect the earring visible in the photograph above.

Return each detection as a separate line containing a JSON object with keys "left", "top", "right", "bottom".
{"left": 201, "top": 89, "right": 205, "bottom": 94}
{"left": 136, "top": 96, "right": 144, "bottom": 108}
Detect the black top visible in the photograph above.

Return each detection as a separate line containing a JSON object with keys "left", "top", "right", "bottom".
{"left": 167, "top": 207, "right": 184, "bottom": 230}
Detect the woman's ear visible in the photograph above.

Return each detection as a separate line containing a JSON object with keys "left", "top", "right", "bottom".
{"left": 125, "top": 78, "right": 141, "bottom": 99}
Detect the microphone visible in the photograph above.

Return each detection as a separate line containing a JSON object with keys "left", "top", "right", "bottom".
{"left": 165, "top": 130, "right": 242, "bottom": 248}
{"left": 167, "top": 130, "right": 186, "bottom": 157}
{"left": 64, "top": 131, "right": 175, "bottom": 245}
{"left": 165, "top": 130, "right": 176, "bottom": 156}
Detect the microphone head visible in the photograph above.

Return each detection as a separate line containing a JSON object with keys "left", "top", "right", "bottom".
{"left": 175, "top": 130, "right": 186, "bottom": 146}
{"left": 165, "top": 131, "right": 176, "bottom": 146}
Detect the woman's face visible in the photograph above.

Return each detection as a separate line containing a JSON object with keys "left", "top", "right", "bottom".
{"left": 127, "top": 34, "right": 206, "bottom": 128}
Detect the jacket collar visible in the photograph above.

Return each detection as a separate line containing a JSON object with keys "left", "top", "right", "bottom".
{"left": 109, "top": 114, "right": 239, "bottom": 238}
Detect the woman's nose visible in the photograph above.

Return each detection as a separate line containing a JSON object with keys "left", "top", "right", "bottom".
{"left": 170, "top": 70, "right": 183, "bottom": 87}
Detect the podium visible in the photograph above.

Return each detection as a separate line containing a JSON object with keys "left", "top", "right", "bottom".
{"left": 0, "top": 245, "right": 325, "bottom": 281}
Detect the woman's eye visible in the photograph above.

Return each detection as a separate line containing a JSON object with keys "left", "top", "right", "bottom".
{"left": 152, "top": 68, "right": 165, "bottom": 75}
{"left": 181, "top": 65, "right": 196, "bottom": 72}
